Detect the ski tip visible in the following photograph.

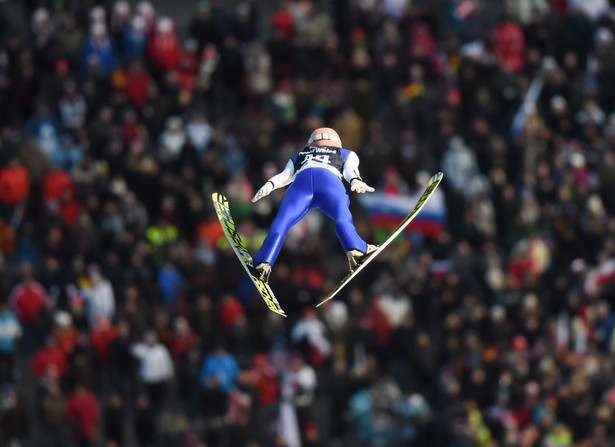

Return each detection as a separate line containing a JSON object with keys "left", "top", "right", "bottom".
{"left": 212, "top": 192, "right": 230, "bottom": 207}
{"left": 430, "top": 172, "right": 444, "bottom": 184}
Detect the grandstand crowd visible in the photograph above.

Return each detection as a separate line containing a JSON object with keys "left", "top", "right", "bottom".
{"left": 2, "top": 0, "right": 615, "bottom": 446}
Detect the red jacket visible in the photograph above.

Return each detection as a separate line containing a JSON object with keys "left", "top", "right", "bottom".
{"left": 124, "top": 69, "right": 152, "bottom": 109}
{"left": 148, "top": 30, "right": 181, "bottom": 71}
{"left": 491, "top": 21, "right": 525, "bottom": 72}
{"left": 42, "top": 168, "right": 74, "bottom": 204}
{"left": 120, "top": 122, "right": 142, "bottom": 143}
{"left": 66, "top": 389, "right": 100, "bottom": 440}
{"left": 270, "top": 7, "right": 294, "bottom": 39}
{"left": 59, "top": 198, "right": 83, "bottom": 228}
{"left": 10, "top": 281, "right": 45, "bottom": 325}
{"left": 31, "top": 345, "right": 69, "bottom": 378}
{"left": 169, "top": 332, "right": 196, "bottom": 359}
{"left": 0, "top": 163, "right": 30, "bottom": 204}
{"left": 246, "top": 357, "right": 280, "bottom": 406}
{"left": 89, "top": 326, "right": 119, "bottom": 364}
{"left": 218, "top": 296, "right": 245, "bottom": 331}
{"left": 367, "top": 303, "right": 392, "bottom": 346}
{"left": 53, "top": 327, "right": 79, "bottom": 354}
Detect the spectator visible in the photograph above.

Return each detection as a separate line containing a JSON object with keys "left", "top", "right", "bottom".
{"left": 111, "top": 1, "right": 131, "bottom": 40}
{"left": 169, "top": 316, "right": 197, "bottom": 395}
{"left": 147, "top": 17, "right": 181, "bottom": 72}
{"left": 134, "top": 395, "right": 156, "bottom": 447}
{"left": 244, "top": 41, "right": 273, "bottom": 101}
{"left": 119, "top": 58, "right": 151, "bottom": 110}
{"left": 223, "top": 388, "right": 253, "bottom": 445}
{"left": 270, "top": 1, "right": 295, "bottom": 41}
{"left": 217, "top": 294, "right": 245, "bottom": 332}
{"left": 103, "top": 393, "right": 125, "bottom": 446}
{"left": 0, "top": 300, "right": 21, "bottom": 383}
{"left": 238, "top": 352, "right": 280, "bottom": 407}
{"left": 156, "top": 261, "right": 184, "bottom": 305}
{"left": 80, "top": 264, "right": 115, "bottom": 329}
{"left": 89, "top": 315, "right": 118, "bottom": 366}
{"left": 30, "top": 8, "right": 54, "bottom": 51}
{"left": 135, "top": 1, "right": 156, "bottom": 31}
{"left": 80, "top": 22, "right": 118, "bottom": 76}
{"left": 9, "top": 263, "right": 45, "bottom": 351}
{"left": 200, "top": 341, "right": 239, "bottom": 394}
{"left": 187, "top": 1, "right": 223, "bottom": 51}
{"left": 185, "top": 110, "right": 213, "bottom": 154}
{"left": 120, "top": 191, "right": 149, "bottom": 236}
{"left": 122, "top": 15, "right": 148, "bottom": 62}
{"left": 26, "top": 101, "right": 61, "bottom": 138}
{"left": 58, "top": 80, "right": 87, "bottom": 132}
{"left": 108, "top": 320, "right": 136, "bottom": 400}
{"left": 228, "top": 2, "right": 258, "bottom": 44}
{"left": 158, "top": 116, "right": 187, "bottom": 164}
{"left": 57, "top": 185, "right": 83, "bottom": 229}
{"left": 56, "top": 20, "right": 84, "bottom": 67}
{"left": 66, "top": 383, "right": 100, "bottom": 447}
{"left": 131, "top": 330, "right": 174, "bottom": 413}
{"left": 177, "top": 38, "right": 200, "bottom": 95}
{"left": 491, "top": 16, "right": 526, "bottom": 73}
{"left": 0, "top": 384, "right": 29, "bottom": 446}
{"left": 40, "top": 379, "right": 68, "bottom": 447}
{"left": 30, "top": 335, "right": 69, "bottom": 379}
{"left": 41, "top": 165, "right": 74, "bottom": 205}
{"left": 51, "top": 310, "right": 79, "bottom": 355}
{"left": 288, "top": 353, "right": 317, "bottom": 431}
{"left": 0, "top": 158, "right": 30, "bottom": 208}
{"left": 199, "top": 342, "right": 238, "bottom": 419}
{"left": 290, "top": 307, "right": 331, "bottom": 366}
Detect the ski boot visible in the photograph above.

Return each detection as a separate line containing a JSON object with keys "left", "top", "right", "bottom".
{"left": 346, "top": 244, "right": 378, "bottom": 271}
{"left": 250, "top": 261, "right": 271, "bottom": 283}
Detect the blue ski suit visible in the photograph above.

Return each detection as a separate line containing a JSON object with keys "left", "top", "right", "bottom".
{"left": 253, "top": 145, "right": 369, "bottom": 267}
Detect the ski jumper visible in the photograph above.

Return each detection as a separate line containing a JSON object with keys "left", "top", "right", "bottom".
{"left": 253, "top": 145, "right": 368, "bottom": 267}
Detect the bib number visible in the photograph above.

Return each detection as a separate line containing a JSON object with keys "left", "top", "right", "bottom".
{"left": 304, "top": 154, "right": 330, "bottom": 164}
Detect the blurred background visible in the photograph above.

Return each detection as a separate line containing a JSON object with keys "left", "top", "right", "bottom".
{"left": 0, "top": 0, "right": 614, "bottom": 446}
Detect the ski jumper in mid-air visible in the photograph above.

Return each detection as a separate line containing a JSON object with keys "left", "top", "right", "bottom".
{"left": 250, "top": 127, "right": 377, "bottom": 281}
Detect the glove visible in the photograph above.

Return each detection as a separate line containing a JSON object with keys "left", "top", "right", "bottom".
{"left": 350, "top": 178, "right": 375, "bottom": 194}
{"left": 252, "top": 181, "right": 274, "bottom": 202}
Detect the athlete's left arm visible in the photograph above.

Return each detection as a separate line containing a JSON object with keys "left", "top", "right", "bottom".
{"left": 342, "top": 151, "right": 374, "bottom": 193}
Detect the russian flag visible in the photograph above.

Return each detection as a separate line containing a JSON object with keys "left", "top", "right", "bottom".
{"left": 358, "top": 187, "right": 447, "bottom": 238}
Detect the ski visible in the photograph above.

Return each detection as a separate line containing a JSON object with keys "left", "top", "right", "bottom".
{"left": 317, "top": 171, "right": 444, "bottom": 307}
{"left": 212, "top": 192, "right": 286, "bottom": 317}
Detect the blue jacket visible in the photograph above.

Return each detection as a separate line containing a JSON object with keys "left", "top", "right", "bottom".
{"left": 0, "top": 312, "right": 21, "bottom": 353}
{"left": 25, "top": 114, "right": 61, "bottom": 139}
{"left": 199, "top": 352, "right": 239, "bottom": 393}
{"left": 122, "top": 27, "right": 148, "bottom": 61}
{"left": 157, "top": 266, "right": 184, "bottom": 304}
{"left": 81, "top": 36, "right": 118, "bottom": 75}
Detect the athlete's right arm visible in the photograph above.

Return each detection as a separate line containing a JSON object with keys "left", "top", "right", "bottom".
{"left": 252, "top": 159, "right": 295, "bottom": 202}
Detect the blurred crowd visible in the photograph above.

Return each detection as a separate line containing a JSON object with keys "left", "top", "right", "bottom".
{"left": 2, "top": 0, "right": 615, "bottom": 446}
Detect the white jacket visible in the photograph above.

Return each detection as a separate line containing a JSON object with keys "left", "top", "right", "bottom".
{"left": 82, "top": 279, "right": 115, "bottom": 327}
{"left": 132, "top": 343, "right": 174, "bottom": 383}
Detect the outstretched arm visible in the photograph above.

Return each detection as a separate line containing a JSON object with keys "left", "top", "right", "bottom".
{"left": 343, "top": 152, "right": 374, "bottom": 193}
{"left": 252, "top": 159, "right": 295, "bottom": 202}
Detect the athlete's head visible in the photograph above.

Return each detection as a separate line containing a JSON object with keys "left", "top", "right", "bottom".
{"left": 307, "top": 127, "right": 342, "bottom": 148}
